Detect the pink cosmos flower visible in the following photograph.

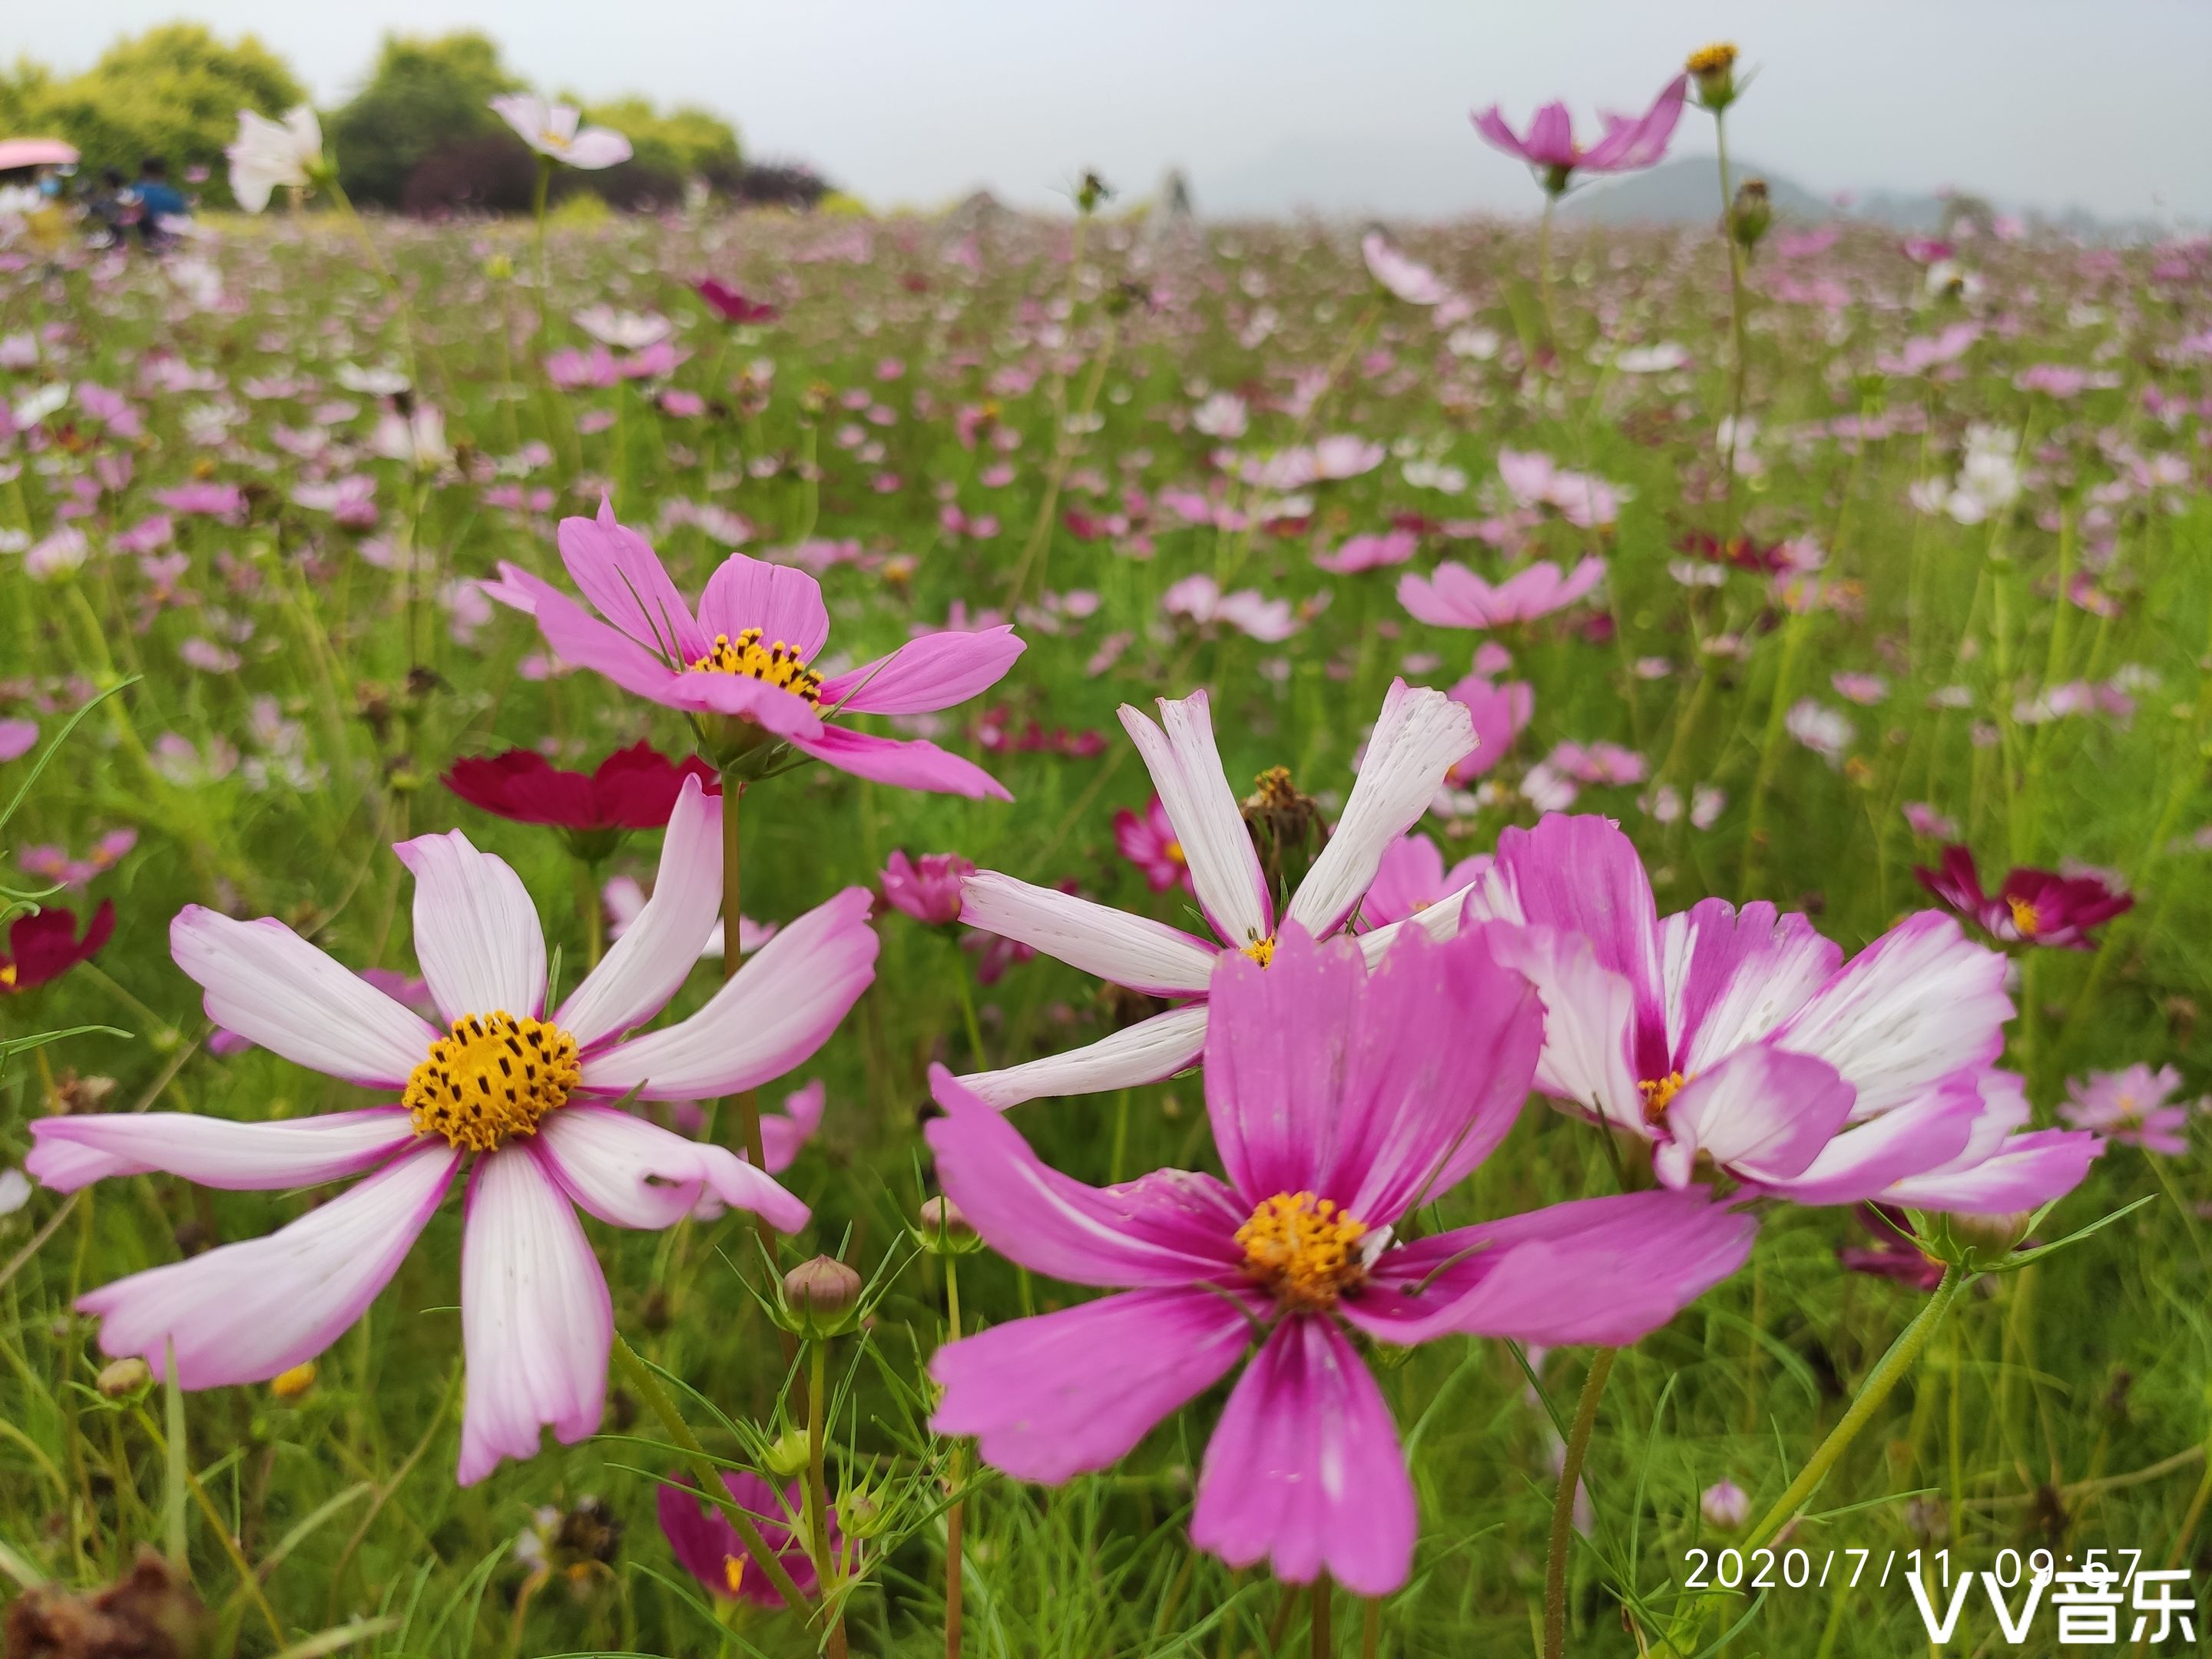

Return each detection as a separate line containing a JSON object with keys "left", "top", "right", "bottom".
{"left": 2059, "top": 1064, "right": 2197, "bottom": 1156}
{"left": 1114, "top": 796, "right": 1193, "bottom": 895}
{"left": 1445, "top": 673, "right": 1534, "bottom": 780}
{"left": 692, "top": 279, "right": 780, "bottom": 326}
{"left": 658, "top": 1470, "right": 834, "bottom": 1604}
{"left": 28, "top": 780, "right": 878, "bottom": 1484}
{"left": 19, "top": 829, "right": 137, "bottom": 889}
{"left": 955, "top": 683, "right": 1475, "bottom": 1108}
{"left": 1356, "top": 834, "right": 1488, "bottom": 931}
{"left": 1399, "top": 557, "right": 1606, "bottom": 631}
{"left": 1902, "top": 803, "right": 1959, "bottom": 840}
{"left": 1472, "top": 76, "right": 1688, "bottom": 194}
{"left": 1496, "top": 450, "right": 1621, "bottom": 528}
{"left": 0, "top": 719, "right": 38, "bottom": 763}
{"left": 489, "top": 94, "right": 633, "bottom": 171}
{"left": 1914, "top": 845, "right": 2133, "bottom": 950}
{"left": 1161, "top": 574, "right": 1298, "bottom": 643}
{"left": 927, "top": 923, "right": 1753, "bottom": 1594}
{"left": 153, "top": 482, "right": 245, "bottom": 522}
{"left": 1359, "top": 232, "right": 1449, "bottom": 306}
{"left": 487, "top": 501, "right": 1023, "bottom": 798}
{"left": 1313, "top": 529, "right": 1418, "bottom": 574}
{"left": 603, "top": 875, "right": 775, "bottom": 962}
{"left": 880, "top": 850, "right": 975, "bottom": 926}
{"left": 1460, "top": 814, "right": 2101, "bottom": 1213}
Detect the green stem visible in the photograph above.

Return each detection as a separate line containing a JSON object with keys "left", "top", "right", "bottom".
{"left": 1543, "top": 1349, "right": 1614, "bottom": 1659}
{"left": 1537, "top": 196, "right": 1561, "bottom": 359}
{"left": 1714, "top": 108, "right": 1750, "bottom": 544}
{"left": 806, "top": 1338, "right": 848, "bottom": 1659}
{"left": 608, "top": 1333, "right": 810, "bottom": 1616}
{"left": 944, "top": 1250, "right": 965, "bottom": 1659}
{"left": 1311, "top": 1574, "right": 1332, "bottom": 1659}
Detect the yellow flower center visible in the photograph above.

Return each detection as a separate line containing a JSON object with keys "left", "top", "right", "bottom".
{"left": 721, "top": 1555, "right": 746, "bottom": 1597}
{"left": 1163, "top": 839, "right": 1185, "bottom": 866}
{"left": 540, "top": 130, "right": 569, "bottom": 151}
{"left": 403, "top": 1012, "right": 581, "bottom": 1152}
{"left": 1639, "top": 1071, "right": 1690, "bottom": 1125}
{"left": 1236, "top": 1191, "right": 1369, "bottom": 1312}
{"left": 688, "top": 628, "right": 824, "bottom": 705}
{"left": 270, "top": 1362, "right": 316, "bottom": 1399}
{"left": 1240, "top": 936, "right": 1276, "bottom": 968}
{"left": 2006, "top": 896, "right": 2041, "bottom": 937}
{"left": 1687, "top": 41, "right": 1738, "bottom": 75}
{"left": 0, "top": 963, "right": 15, "bottom": 988}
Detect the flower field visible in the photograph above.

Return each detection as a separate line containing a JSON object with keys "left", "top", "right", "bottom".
{"left": 3, "top": 73, "right": 2212, "bottom": 1657}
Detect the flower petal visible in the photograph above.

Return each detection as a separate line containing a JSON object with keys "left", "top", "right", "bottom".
{"left": 817, "top": 626, "right": 1025, "bottom": 715}
{"left": 457, "top": 1149, "right": 613, "bottom": 1485}
{"left": 1475, "top": 920, "right": 1644, "bottom": 1132}
{"left": 531, "top": 584, "right": 690, "bottom": 700}
{"left": 931, "top": 1290, "right": 1253, "bottom": 1484}
{"left": 558, "top": 498, "right": 703, "bottom": 663}
{"left": 396, "top": 830, "right": 548, "bottom": 1024}
{"left": 1881, "top": 1128, "right": 2102, "bottom": 1214}
{"left": 1653, "top": 1045, "right": 1856, "bottom": 1189}
{"left": 927, "top": 1066, "right": 1245, "bottom": 1285}
{"left": 694, "top": 552, "right": 829, "bottom": 658}
{"left": 28, "top": 1108, "right": 420, "bottom": 1194}
{"left": 583, "top": 887, "right": 877, "bottom": 1101}
{"left": 953, "top": 1003, "right": 1211, "bottom": 1108}
{"left": 1285, "top": 681, "right": 1475, "bottom": 938}
{"left": 1753, "top": 1078, "right": 1984, "bottom": 1206}
{"left": 78, "top": 1142, "right": 459, "bottom": 1387}
{"left": 959, "top": 872, "right": 1219, "bottom": 996}
{"left": 558, "top": 777, "right": 720, "bottom": 1048}
{"left": 785, "top": 725, "right": 1009, "bottom": 800}
{"left": 171, "top": 906, "right": 439, "bottom": 1088}
{"left": 534, "top": 1106, "right": 810, "bottom": 1234}
{"left": 1661, "top": 899, "right": 1842, "bottom": 1075}
{"left": 1120, "top": 691, "right": 1270, "bottom": 948}
{"left": 1190, "top": 1316, "right": 1415, "bottom": 1597}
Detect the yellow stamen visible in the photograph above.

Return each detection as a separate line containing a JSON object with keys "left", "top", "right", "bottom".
{"left": 1162, "top": 839, "right": 1185, "bottom": 867}
{"left": 0, "top": 963, "right": 15, "bottom": 988}
{"left": 687, "top": 628, "right": 824, "bottom": 704}
{"left": 1687, "top": 42, "right": 1738, "bottom": 75}
{"left": 2006, "top": 896, "right": 2041, "bottom": 937}
{"left": 270, "top": 1362, "right": 316, "bottom": 1399}
{"left": 721, "top": 1555, "right": 746, "bottom": 1597}
{"left": 1639, "top": 1071, "right": 1690, "bottom": 1125}
{"left": 1240, "top": 936, "right": 1276, "bottom": 968}
{"left": 403, "top": 1012, "right": 581, "bottom": 1153}
{"left": 1236, "top": 1191, "right": 1369, "bottom": 1312}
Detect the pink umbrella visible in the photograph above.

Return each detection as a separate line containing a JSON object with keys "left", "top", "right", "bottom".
{"left": 0, "top": 138, "right": 80, "bottom": 171}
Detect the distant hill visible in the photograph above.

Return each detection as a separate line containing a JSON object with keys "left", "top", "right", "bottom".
{"left": 1558, "top": 157, "right": 1939, "bottom": 230}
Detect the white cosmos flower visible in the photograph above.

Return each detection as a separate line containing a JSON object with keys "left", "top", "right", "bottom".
{"left": 226, "top": 105, "right": 325, "bottom": 214}
{"left": 490, "top": 94, "right": 634, "bottom": 171}
{"left": 573, "top": 306, "right": 673, "bottom": 351}
{"left": 955, "top": 681, "right": 1479, "bottom": 1108}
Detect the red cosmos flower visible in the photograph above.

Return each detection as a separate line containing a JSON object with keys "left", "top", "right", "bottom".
{"left": 1, "top": 901, "right": 116, "bottom": 994}
{"left": 692, "top": 279, "right": 780, "bottom": 326}
{"left": 1914, "top": 843, "right": 2132, "bottom": 950}
{"left": 1674, "top": 531, "right": 1790, "bottom": 574}
{"left": 442, "top": 743, "right": 717, "bottom": 858}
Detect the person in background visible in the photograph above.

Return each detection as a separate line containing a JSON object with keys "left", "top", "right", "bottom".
{"left": 131, "top": 157, "right": 188, "bottom": 250}
{"left": 83, "top": 167, "right": 131, "bottom": 248}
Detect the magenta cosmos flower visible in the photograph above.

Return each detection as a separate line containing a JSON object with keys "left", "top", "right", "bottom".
{"left": 1472, "top": 75, "right": 1687, "bottom": 195}
{"left": 1113, "top": 795, "right": 1193, "bottom": 895}
{"left": 955, "top": 681, "right": 1477, "bottom": 1107}
{"left": 927, "top": 924, "right": 1754, "bottom": 1594}
{"left": 28, "top": 779, "right": 879, "bottom": 1484}
{"left": 879, "top": 849, "right": 973, "bottom": 926}
{"left": 659, "top": 1470, "right": 835, "bottom": 1604}
{"left": 1399, "top": 557, "right": 1607, "bottom": 631}
{"left": 2060, "top": 1064, "right": 2198, "bottom": 1156}
{"left": 1914, "top": 843, "right": 2132, "bottom": 950}
{"left": 488, "top": 501, "right": 1024, "bottom": 798}
{"left": 1460, "top": 815, "right": 2101, "bottom": 1213}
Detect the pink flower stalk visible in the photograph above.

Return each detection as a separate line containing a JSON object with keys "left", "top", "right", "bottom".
{"left": 1914, "top": 844, "right": 2133, "bottom": 950}
{"left": 1445, "top": 673, "right": 1534, "bottom": 781}
{"left": 28, "top": 780, "right": 879, "bottom": 1484}
{"left": 1114, "top": 796, "right": 1194, "bottom": 895}
{"left": 2060, "top": 1064, "right": 2198, "bottom": 1156}
{"left": 880, "top": 850, "right": 975, "bottom": 926}
{"left": 658, "top": 1470, "right": 833, "bottom": 1604}
{"left": 1399, "top": 557, "right": 1606, "bottom": 631}
{"left": 1472, "top": 75, "right": 1688, "bottom": 194}
{"left": 955, "top": 683, "right": 1476, "bottom": 1108}
{"left": 1357, "top": 834, "right": 1488, "bottom": 931}
{"left": 927, "top": 924, "right": 1753, "bottom": 1594}
{"left": 1461, "top": 815, "right": 2101, "bottom": 1213}
{"left": 1359, "top": 232, "right": 1449, "bottom": 306}
{"left": 487, "top": 501, "right": 1023, "bottom": 798}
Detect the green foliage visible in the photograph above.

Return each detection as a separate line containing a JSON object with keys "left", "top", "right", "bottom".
{"left": 583, "top": 95, "right": 741, "bottom": 181}
{"left": 326, "top": 31, "right": 522, "bottom": 207}
{"left": 1, "top": 25, "right": 303, "bottom": 207}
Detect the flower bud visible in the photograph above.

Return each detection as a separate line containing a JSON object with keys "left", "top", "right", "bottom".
{"left": 915, "top": 1195, "right": 986, "bottom": 1256}
{"left": 781, "top": 1255, "right": 863, "bottom": 1339}
{"left": 98, "top": 1356, "right": 153, "bottom": 1399}
{"left": 763, "top": 1429, "right": 812, "bottom": 1479}
{"left": 1729, "top": 180, "right": 1772, "bottom": 252}
{"left": 1918, "top": 1207, "right": 2034, "bottom": 1271}
{"left": 839, "top": 1485, "right": 889, "bottom": 1538}
{"left": 1075, "top": 171, "right": 1114, "bottom": 215}
{"left": 1687, "top": 42, "right": 1740, "bottom": 111}
{"left": 1700, "top": 1479, "right": 1750, "bottom": 1531}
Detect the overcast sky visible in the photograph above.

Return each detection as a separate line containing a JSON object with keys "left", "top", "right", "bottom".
{"left": 18, "top": 2, "right": 2212, "bottom": 223}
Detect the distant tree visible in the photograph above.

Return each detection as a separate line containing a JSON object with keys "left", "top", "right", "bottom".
{"left": 731, "top": 162, "right": 831, "bottom": 211}
{"left": 328, "top": 31, "right": 521, "bottom": 207}
{"left": 2, "top": 25, "right": 303, "bottom": 206}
